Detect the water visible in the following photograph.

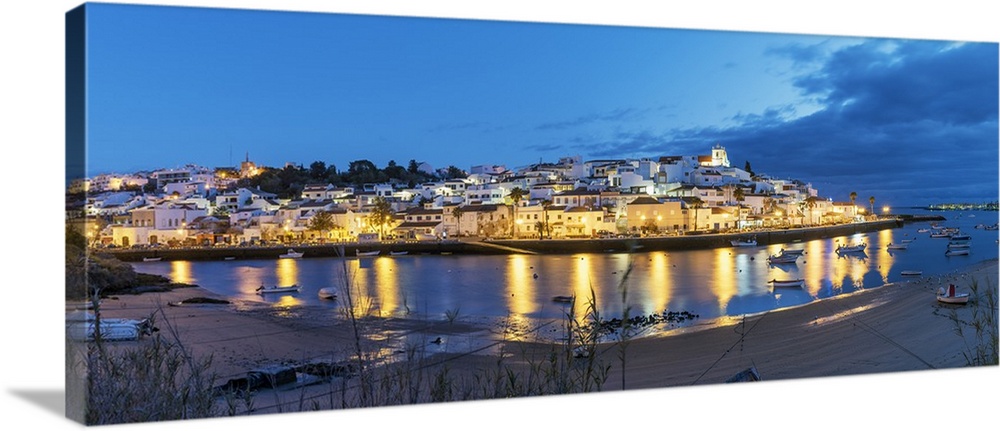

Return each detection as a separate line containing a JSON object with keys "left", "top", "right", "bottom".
{"left": 131, "top": 209, "right": 998, "bottom": 326}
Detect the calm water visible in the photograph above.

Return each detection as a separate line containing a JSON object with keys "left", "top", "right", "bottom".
{"left": 132, "top": 210, "right": 998, "bottom": 323}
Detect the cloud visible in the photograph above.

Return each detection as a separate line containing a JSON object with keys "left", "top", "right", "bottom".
{"left": 536, "top": 106, "right": 663, "bottom": 131}
{"left": 578, "top": 40, "right": 999, "bottom": 205}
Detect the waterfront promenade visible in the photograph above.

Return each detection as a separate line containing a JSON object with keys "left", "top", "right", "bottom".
{"left": 103, "top": 218, "right": 904, "bottom": 261}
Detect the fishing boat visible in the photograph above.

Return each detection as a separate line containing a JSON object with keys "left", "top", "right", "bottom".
{"left": 356, "top": 249, "right": 380, "bottom": 257}
{"left": 142, "top": 257, "right": 162, "bottom": 262}
{"left": 900, "top": 270, "right": 923, "bottom": 276}
{"left": 929, "top": 231, "right": 952, "bottom": 238}
{"left": 769, "top": 279, "right": 804, "bottom": 288}
{"left": 778, "top": 248, "right": 804, "bottom": 256}
{"left": 256, "top": 284, "right": 301, "bottom": 294}
{"left": 886, "top": 243, "right": 908, "bottom": 250}
{"left": 318, "top": 287, "right": 337, "bottom": 300}
{"left": 767, "top": 253, "right": 798, "bottom": 264}
{"left": 936, "top": 284, "right": 970, "bottom": 304}
{"left": 279, "top": 249, "right": 304, "bottom": 259}
{"left": 730, "top": 238, "right": 757, "bottom": 247}
{"left": 945, "top": 248, "right": 970, "bottom": 256}
{"left": 836, "top": 242, "right": 866, "bottom": 253}
{"left": 949, "top": 234, "right": 972, "bottom": 242}
{"left": 947, "top": 242, "right": 971, "bottom": 249}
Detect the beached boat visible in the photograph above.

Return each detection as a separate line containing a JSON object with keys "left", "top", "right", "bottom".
{"left": 730, "top": 238, "right": 757, "bottom": 247}
{"left": 767, "top": 253, "right": 798, "bottom": 264}
{"left": 886, "top": 243, "right": 908, "bottom": 250}
{"left": 945, "top": 249, "right": 970, "bottom": 256}
{"left": 318, "top": 287, "right": 337, "bottom": 300}
{"left": 279, "top": 249, "right": 304, "bottom": 259}
{"left": 356, "top": 249, "right": 380, "bottom": 257}
{"left": 769, "top": 279, "right": 804, "bottom": 288}
{"left": 836, "top": 243, "right": 866, "bottom": 253}
{"left": 936, "top": 284, "right": 970, "bottom": 304}
{"left": 389, "top": 251, "right": 408, "bottom": 256}
{"left": 552, "top": 295, "right": 574, "bottom": 303}
{"left": 66, "top": 314, "right": 157, "bottom": 341}
{"left": 900, "top": 270, "right": 923, "bottom": 276}
{"left": 256, "top": 284, "right": 301, "bottom": 294}
{"left": 142, "top": 257, "right": 162, "bottom": 262}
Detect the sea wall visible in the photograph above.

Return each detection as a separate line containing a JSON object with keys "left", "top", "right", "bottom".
{"left": 104, "top": 219, "right": 902, "bottom": 261}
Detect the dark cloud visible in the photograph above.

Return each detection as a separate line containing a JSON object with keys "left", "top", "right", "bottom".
{"left": 580, "top": 40, "right": 999, "bottom": 205}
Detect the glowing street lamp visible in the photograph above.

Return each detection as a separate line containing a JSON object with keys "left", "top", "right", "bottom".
{"left": 882, "top": 206, "right": 890, "bottom": 214}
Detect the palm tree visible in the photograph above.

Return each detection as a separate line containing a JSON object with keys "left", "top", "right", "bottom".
{"left": 804, "top": 196, "right": 818, "bottom": 225}
{"left": 450, "top": 206, "right": 465, "bottom": 237}
{"left": 369, "top": 196, "right": 393, "bottom": 240}
{"left": 869, "top": 196, "right": 875, "bottom": 217}
{"left": 688, "top": 197, "right": 705, "bottom": 232}
{"left": 849, "top": 191, "right": 858, "bottom": 218}
{"left": 508, "top": 187, "right": 527, "bottom": 238}
{"left": 541, "top": 198, "right": 553, "bottom": 238}
{"left": 733, "top": 187, "right": 745, "bottom": 205}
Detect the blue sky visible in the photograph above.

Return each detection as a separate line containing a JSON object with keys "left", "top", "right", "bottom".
{"left": 83, "top": 2, "right": 998, "bottom": 206}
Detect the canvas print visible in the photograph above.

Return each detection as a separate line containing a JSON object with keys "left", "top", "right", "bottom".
{"left": 64, "top": 2, "right": 999, "bottom": 426}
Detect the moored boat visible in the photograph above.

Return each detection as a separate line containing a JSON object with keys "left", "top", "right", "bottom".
{"left": 945, "top": 248, "right": 970, "bottom": 256}
{"left": 949, "top": 234, "right": 971, "bottom": 242}
{"left": 769, "top": 279, "right": 804, "bottom": 288}
{"left": 731, "top": 238, "right": 757, "bottom": 247}
{"left": 389, "top": 251, "right": 408, "bottom": 256}
{"left": 900, "top": 270, "right": 923, "bottom": 276}
{"left": 947, "top": 242, "right": 970, "bottom": 249}
{"left": 279, "top": 249, "right": 304, "bottom": 259}
{"left": 552, "top": 295, "right": 574, "bottom": 303}
{"left": 767, "top": 253, "right": 798, "bottom": 264}
{"left": 886, "top": 243, "right": 908, "bottom": 250}
{"left": 256, "top": 284, "right": 301, "bottom": 294}
{"left": 318, "top": 287, "right": 337, "bottom": 300}
{"left": 356, "top": 249, "right": 380, "bottom": 257}
{"left": 778, "top": 248, "right": 804, "bottom": 256}
{"left": 142, "top": 257, "right": 162, "bottom": 262}
{"left": 836, "top": 242, "right": 866, "bottom": 253}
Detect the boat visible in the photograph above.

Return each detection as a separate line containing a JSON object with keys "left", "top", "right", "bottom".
{"left": 767, "top": 253, "right": 798, "bottom": 264}
{"left": 949, "top": 234, "right": 971, "bottom": 242}
{"left": 389, "top": 251, "right": 409, "bottom": 256}
{"left": 945, "top": 249, "right": 970, "bottom": 256}
{"left": 917, "top": 228, "right": 930, "bottom": 233}
{"left": 900, "top": 270, "right": 923, "bottom": 276}
{"left": 142, "top": 257, "right": 162, "bottom": 262}
{"left": 836, "top": 243, "right": 866, "bottom": 253}
{"left": 769, "top": 279, "right": 804, "bottom": 288}
{"left": 224, "top": 256, "right": 236, "bottom": 261}
{"left": 356, "top": 249, "right": 380, "bottom": 257}
{"left": 886, "top": 243, "right": 908, "bottom": 250}
{"left": 929, "top": 232, "right": 952, "bottom": 238}
{"left": 66, "top": 314, "right": 157, "bottom": 341}
{"left": 255, "top": 284, "right": 302, "bottom": 294}
{"left": 730, "top": 238, "right": 757, "bottom": 247}
{"left": 936, "top": 284, "right": 970, "bottom": 304}
{"left": 318, "top": 287, "right": 337, "bottom": 300}
{"left": 778, "top": 248, "right": 804, "bottom": 256}
{"left": 279, "top": 249, "right": 304, "bottom": 259}
{"left": 947, "top": 242, "right": 971, "bottom": 249}
{"left": 552, "top": 295, "right": 574, "bottom": 303}
{"left": 900, "top": 238, "right": 914, "bottom": 243}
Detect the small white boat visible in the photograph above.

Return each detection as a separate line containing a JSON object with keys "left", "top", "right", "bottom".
{"left": 224, "top": 256, "right": 236, "bottom": 261}
{"left": 836, "top": 243, "right": 866, "bottom": 253}
{"left": 900, "top": 238, "right": 914, "bottom": 243}
{"left": 778, "top": 248, "right": 804, "bottom": 256}
{"left": 767, "top": 253, "right": 798, "bottom": 264}
{"left": 769, "top": 279, "right": 804, "bottom": 288}
{"left": 886, "top": 243, "right": 908, "bottom": 250}
{"left": 389, "top": 251, "right": 408, "bottom": 256}
{"left": 937, "top": 284, "right": 970, "bottom": 304}
{"left": 318, "top": 287, "right": 337, "bottom": 300}
{"left": 142, "top": 257, "right": 162, "bottom": 262}
{"left": 949, "top": 234, "right": 971, "bottom": 242}
{"left": 945, "top": 249, "right": 970, "bottom": 256}
{"left": 279, "top": 249, "right": 304, "bottom": 259}
{"left": 900, "top": 270, "right": 923, "bottom": 276}
{"left": 929, "top": 232, "right": 951, "bottom": 238}
{"left": 356, "top": 249, "right": 380, "bottom": 257}
{"left": 947, "top": 242, "right": 971, "bottom": 249}
{"left": 731, "top": 238, "right": 757, "bottom": 247}
{"left": 917, "top": 228, "right": 930, "bottom": 233}
{"left": 256, "top": 284, "right": 301, "bottom": 294}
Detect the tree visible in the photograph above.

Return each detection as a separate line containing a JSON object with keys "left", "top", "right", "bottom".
{"left": 744, "top": 160, "right": 754, "bottom": 176}
{"left": 446, "top": 165, "right": 467, "bottom": 179}
{"left": 688, "top": 197, "right": 705, "bottom": 232}
{"left": 850, "top": 191, "right": 858, "bottom": 217}
{"left": 804, "top": 196, "right": 818, "bottom": 225}
{"left": 508, "top": 187, "right": 527, "bottom": 238}
{"left": 408, "top": 159, "right": 419, "bottom": 174}
{"left": 451, "top": 206, "right": 466, "bottom": 236}
{"left": 309, "top": 161, "right": 327, "bottom": 180}
{"left": 307, "top": 210, "right": 337, "bottom": 241}
{"left": 734, "top": 187, "right": 745, "bottom": 204}
{"left": 541, "top": 198, "right": 553, "bottom": 238}
{"left": 369, "top": 196, "right": 393, "bottom": 239}
{"left": 869, "top": 196, "right": 876, "bottom": 217}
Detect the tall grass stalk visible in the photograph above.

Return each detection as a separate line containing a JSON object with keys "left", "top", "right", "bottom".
{"left": 951, "top": 277, "right": 999, "bottom": 366}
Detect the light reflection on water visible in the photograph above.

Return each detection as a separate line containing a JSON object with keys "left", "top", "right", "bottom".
{"left": 134, "top": 210, "right": 998, "bottom": 323}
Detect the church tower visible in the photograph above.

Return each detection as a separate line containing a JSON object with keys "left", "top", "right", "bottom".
{"left": 711, "top": 143, "right": 730, "bottom": 167}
